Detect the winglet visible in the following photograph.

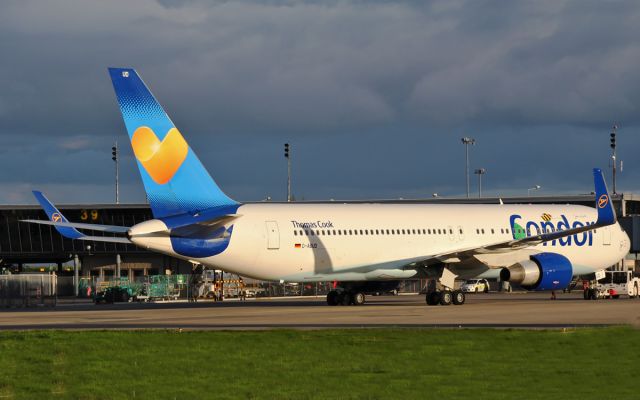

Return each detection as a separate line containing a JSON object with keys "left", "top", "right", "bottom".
{"left": 32, "top": 191, "right": 83, "bottom": 239}
{"left": 593, "top": 168, "right": 616, "bottom": 225}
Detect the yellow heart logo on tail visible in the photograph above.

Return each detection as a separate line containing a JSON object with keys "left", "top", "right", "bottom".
{"left": 131, "top": 126, "right": 189, "bottom": 184}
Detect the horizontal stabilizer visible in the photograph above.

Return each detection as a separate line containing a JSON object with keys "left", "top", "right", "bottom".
{"left": 21, "top": 219, "right": 130, "bottom": 233}
{"left": 73, "top": 236, "right": 131, "bottom": 244}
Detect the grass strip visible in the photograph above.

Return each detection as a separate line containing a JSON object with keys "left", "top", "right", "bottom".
{"left": 0, "top": 327, "right": 638, "bottom": 399}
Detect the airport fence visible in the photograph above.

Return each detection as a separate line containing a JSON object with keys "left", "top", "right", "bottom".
{"left": 0, "top": 273, "right": 57, "bottom": 308}
{"left": 0, "top": 272, "right": 428, "bottom": 304}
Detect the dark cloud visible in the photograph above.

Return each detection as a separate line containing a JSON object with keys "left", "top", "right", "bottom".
{"left": 0, "top": 0, "right": 639, "bottom": 204}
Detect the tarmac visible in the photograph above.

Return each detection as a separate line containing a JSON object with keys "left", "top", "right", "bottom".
{"left": 1, "top": 291, "right": 639, "bottom": 330}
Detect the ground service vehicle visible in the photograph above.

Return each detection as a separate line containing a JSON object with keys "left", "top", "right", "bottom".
{"left": 461, "top": 279, "right": 490, "bottom": 293}
{"left": 584, "top": 270, "right": 640, "bottom": 300}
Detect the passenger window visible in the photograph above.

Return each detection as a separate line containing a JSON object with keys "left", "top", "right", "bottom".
{"left": 360, "top": 230, "right": 363, "bottom": 235}
{"left": 305, "top": 230, "right": 310, "bottom": 235}
{"left": 476, "top": 229, "right": 479, "bottom": 234}
{"left": 321, "top": 230, "right": 325, "bottom": 235}
{"left": 481, "top": 229, "right": 485, "bottom": 234}
{"left": 491, "top": 229, "right": 494, "bottom": 234}
{"left": 449, "top": 229, "right": 453, "bottom": 234}
{"left": 459, "top": 229, "right": 463, "bottom": 234}
{"left": 333, "top": 230, "right": 336, "bottom": 235}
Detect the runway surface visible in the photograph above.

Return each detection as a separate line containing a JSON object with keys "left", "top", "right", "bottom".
{"left": 1, "top": 292, "right": 639, "bottom": 330}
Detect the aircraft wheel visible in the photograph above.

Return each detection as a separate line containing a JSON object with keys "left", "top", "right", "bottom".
{"left": 439, "top": 290, "right": 453, "bottom": 306}
{"left": 583, "top": 288, "right": 590, "bottom": 300}
{"left": 634, "top": 284, "right": 639, "bottom": 298}
{"left": 353, "top": 292, "right": 366, "bottom": 306}
{"left": 327, "top": 291, "right": 339, "bottom": 306}
{"left": 589, "top": 289, "right": 598, "bottom": 300}
{"left": 340, "top": 292, "right": 353, "bottom": 306}
{"left": 452, "top": 290, "right": 465, "bottom": 305}
{"left": 426, "top": 291, "right": 440, "bottom": 306}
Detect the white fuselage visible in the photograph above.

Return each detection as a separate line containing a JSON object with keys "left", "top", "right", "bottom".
{"left": 130, "top": 203, "right": 630, "bottom": 282}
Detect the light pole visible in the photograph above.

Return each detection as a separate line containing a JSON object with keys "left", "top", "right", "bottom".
{"left": 474, "top": 168, "right": 486, "bottom": 198}
{"left": 112, "top": 142, "right": 119, "bottom": 204}
{"left": 528, "top": 185, "right": 541, "bottom": 197}
{"left": 610, "top": 124, "right": 617, "bottom": 194}
{"left": 461, "top": 137, "right": 476, "bottom": 198}
{"left": 284, "top": 143, "right": 292, "bottom": 202}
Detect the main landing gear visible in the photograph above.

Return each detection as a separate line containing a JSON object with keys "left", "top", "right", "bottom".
{"left": 327, "top": 290, "right": 366, "bottom": 306}
{"left": 424, "top": 267, "right": 466, "bottom": 306}
{"left": 425, "top": 289, "right": 466, "bottom": 306}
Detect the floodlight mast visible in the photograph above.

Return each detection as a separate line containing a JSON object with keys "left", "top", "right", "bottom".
{"left": 461, "top": 137, "right": 476, "bottom": 198}
{"left": 474, "top": 168, "right": 486, "bottom": 198}
{"left": 527, "top": 185, "right": 541, "bottom": 197}
{"left": 610, "top": 124, "right": 617, "bottom": 194}
{"left": 284, "top": 143, "right": 292, "bottom": 202}
{"left": 112, "top": 142, "right": 119, "bottom": 204}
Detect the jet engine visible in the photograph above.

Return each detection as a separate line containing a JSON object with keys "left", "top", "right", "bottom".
{"left": 500, "top": 253, "right": 573, "bottom": 291}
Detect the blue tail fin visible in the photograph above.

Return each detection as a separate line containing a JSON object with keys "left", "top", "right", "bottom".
{"left": 32, "top": 191, "right": 83, "bottom": 239}
{"left": 593, "top": 168, "right": 616, "bottom": 225}
{"left": 108, "top": 68, "right": 238, "bottom": 218}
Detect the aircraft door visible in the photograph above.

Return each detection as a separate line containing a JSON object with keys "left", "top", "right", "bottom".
{"left": 265, "top": 221, "right": 280, "bottom": 249}
{"left": 602, "top": 226, "right": 611, "bottom": 246}
{"left": 448, "top": 225, "right": 455, "bottom": 241}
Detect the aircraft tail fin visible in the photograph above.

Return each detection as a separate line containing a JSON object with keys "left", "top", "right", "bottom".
{"left": 108, "top": 68, "right": 238, "bottom": 219}
{"left": 32, "top": 190, "right": 84, "bottom": 239}
{"left": 593, "top": 168, "right": 616, "bottom": 225}
{"left": 29, "top": 191, "right": 131, "bottom": 243}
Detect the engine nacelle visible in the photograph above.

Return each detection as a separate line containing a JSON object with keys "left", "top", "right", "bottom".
{"left": 500, "top": 253, "right": 573, "bottom": 291}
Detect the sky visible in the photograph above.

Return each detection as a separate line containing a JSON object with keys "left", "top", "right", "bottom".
{"left": 0, "top": 0, "right": 639, "bottom": 204}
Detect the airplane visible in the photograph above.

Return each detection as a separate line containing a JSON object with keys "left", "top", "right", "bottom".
{"left": 23, "top": 68, "right": 631, "bottom": 307}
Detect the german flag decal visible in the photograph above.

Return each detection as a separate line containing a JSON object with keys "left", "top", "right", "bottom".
{"left": 541, "top": 213, "right": 552, "bottom": 222}
{"left": 294, "top": 243, "right": 302, "bottom": 248}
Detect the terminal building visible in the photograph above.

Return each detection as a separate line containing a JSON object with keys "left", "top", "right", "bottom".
{"left": 1, "top": 193, "right": 640, "bottom": 278}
